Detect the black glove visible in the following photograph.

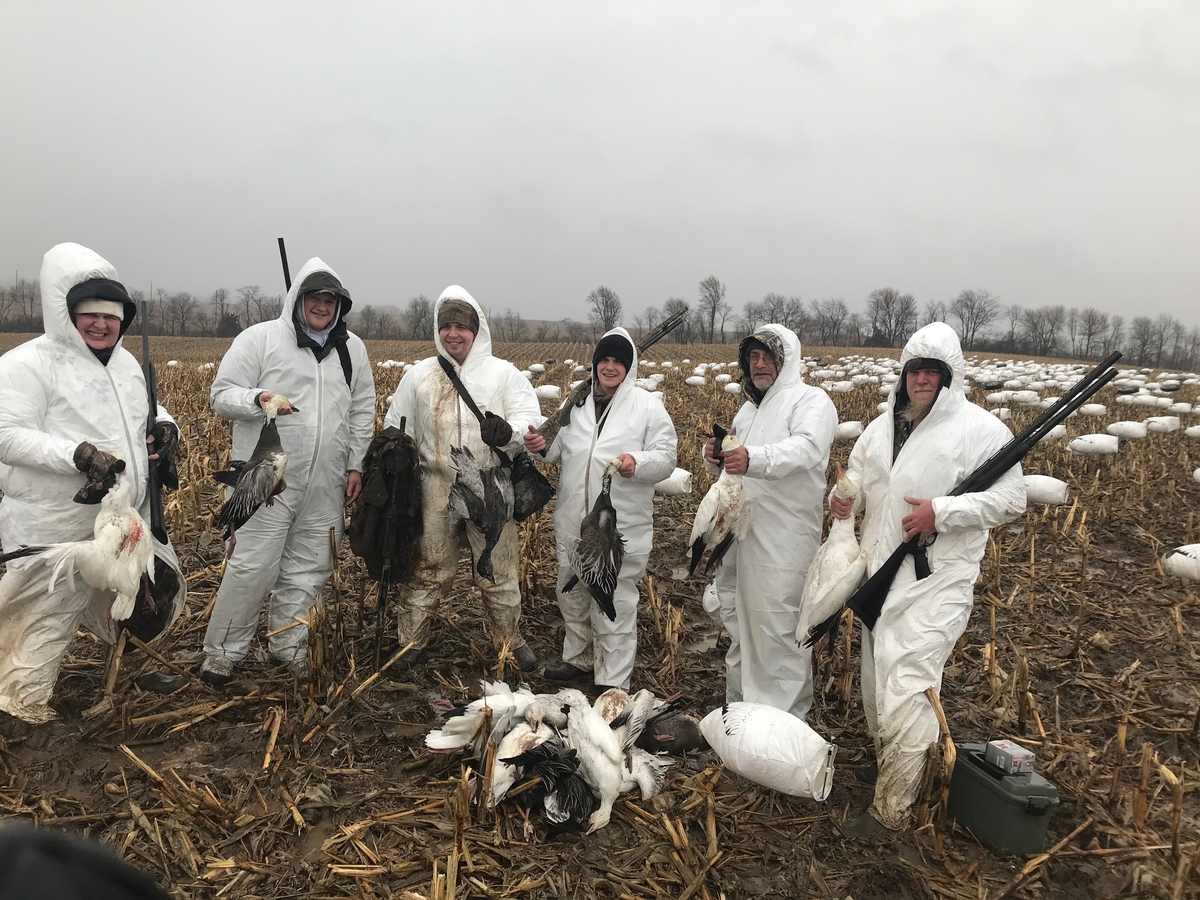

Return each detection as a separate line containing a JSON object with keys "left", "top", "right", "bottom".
{"left": 73, "top": 442, "right": 126, "bottom": 504}
{"left": 148, "top": 422, "right": 180, "bottom": 489}
{"left": 479, "top": 412, "right": 513, "bottom": 448}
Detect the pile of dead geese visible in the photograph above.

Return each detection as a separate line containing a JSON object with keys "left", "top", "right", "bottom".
{"left": 424, "top": 682, "right": 703, "bottom": 837}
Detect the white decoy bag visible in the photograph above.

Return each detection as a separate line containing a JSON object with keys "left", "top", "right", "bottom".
{"left": 700, "top": 702, "right": 837, "bottom": 800}
{"left": 1022, "top": 475, "right": 1070, "bottom": 506}
{"left": 654, "top": 467, "right": 693, "bottom": 496}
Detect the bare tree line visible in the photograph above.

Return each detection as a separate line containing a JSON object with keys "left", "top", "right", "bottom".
{"left": 3, "top": 275, "right": 1198, "bottom": 368}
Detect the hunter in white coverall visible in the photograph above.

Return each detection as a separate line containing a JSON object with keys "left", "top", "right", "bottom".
{"left": 834, "top": 323, "right": 1025, "bottom": 833}
{"left": 524, "top": 328, "right": 678, "bottom": 690}
{"left": 383, "top": 287, "right": 543, "bottom": 671}
{"left": 703, "top": 325, "right": 837, "bottom": 718}
{"left": 203, "top": 258, "right": 374, "bottom": 683}
{"left": 0, "top": 243, "right": 186, "bottom": 725}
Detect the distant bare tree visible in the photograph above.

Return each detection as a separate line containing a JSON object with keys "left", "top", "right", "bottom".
{"left": 194, "top": 310, "right": 212, "bottom": 337}
{"left": 237, "top": 285, "right": 263, "bottom": 329}
{"left": 500, "top": 308, "right": 527, "bottom": 341}
{"left": 1065, "top": 307, "right": 1082, "bottom": 356}
{"left": 740, "top": 299, "right": 766, "bottom": 335}
{"left": 378, "top": 309, "right": 401, "bottom": 339}
{"left": 845, "top": 312, "right": 865, "bottom": 346}
{"left": 357, "top": 304, "right": 380, "bottom": 340}
{"left": 166, "top": 291, "right": 198, "bottom": 335}
{"left": 949, "top": 289, "right": 1000, "bottom": 350}
{"left": 1079, "top": 308, "right": 1108, "bottom": 358}
{"left": 1168, "top": 316, "right": 1188, "bottom": 365}
{"left": 922, "top": 299, "right": 947, "bottom": 327}
{"left": 1129, "top": 316, "right": 1155, "bottom": 364}
{"left": 210, "top": 287, "right": 231, "bottom": 322}
{"left": 654, "top": 298, "right": 691, "bottom": 344}
{"left": 260, "top": 294, "right": 283, "bottom": 323}
{"left": 1152, "top": 314, "right": 1175, "bottom": 366}
{"left": 866, "top": 288, "right": 917, "bottom": 347}
{"left": 632, "top": 305, "right": 660, "bottom": 341}
{"left": 697, "top": 276, "right": 729, "bottom": 343}
{"left": 752, "top": 293, "right": 808, "bottom": 336}
{"left": 1104, "top": 315, "right": 1124, "bottom": 356}
{"left": 1020, "top": 305, "right": 1065, "bottom": 356}
{"left": 586, "top": 286, "right": 623, "bottom": 335}
{"left": 154, "top": 288, "right": 170, "bottom": 335}
{"left": 564, "top": 318, "right": 590, "bottom": 342}
{"left": 8, "top": 278, "right": 40, "bottom": 330}
{"left": 405, "top": 294, "right": 433, "bottom": 340}
{"left": 1005, "top": 304, "right": 1023, "bottom": 350}
{"left": 813, "top": 298, "right": 849, "bottom": 344}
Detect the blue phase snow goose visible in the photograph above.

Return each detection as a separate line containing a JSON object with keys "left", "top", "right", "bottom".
{"left": 503, "top": 732, "right": 597, "bottom": 838}
{"left": 447, "top": 446, "right": 513, "bottom": 582}
{"left": 562, "top": 458, "right": 625, "bottom": 622}
{"left": 214, "top": 394, "right": 295, "bottom": 556}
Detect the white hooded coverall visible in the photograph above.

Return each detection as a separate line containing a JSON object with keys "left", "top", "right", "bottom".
{"left": 707, "top": 325, "right": 837, "bottom": 719}
{"left": 205, "top": 258, "right": 375, "bottom": 666}
{"left": 383, "top": 287, "right": 543, "bottom": 654}
{"left": 542, "top": 328, "right": 678, "bottom": 690}
{"left": 844, "top": 322, "right": 1026, "bottom": 829}
{"left": 0, "top": 243, "right": 186, "bottom": 724}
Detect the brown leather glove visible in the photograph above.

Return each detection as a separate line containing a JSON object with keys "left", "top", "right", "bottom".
{"left": 73, "top": 442, "right": 126, "bottom": 504}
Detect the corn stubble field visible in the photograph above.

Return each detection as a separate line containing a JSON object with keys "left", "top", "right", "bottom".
{"left": 2, "top": 334, "right": 1199, "bottom": 899}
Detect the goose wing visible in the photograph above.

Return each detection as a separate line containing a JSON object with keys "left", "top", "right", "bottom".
{"left": 688, "top": 482, "right": 721, "bottom": 574}
{"left": 571, "top": 525, "right": 622, "bottom": 622}
{"left": 217, "top": 456, "right": 284, "bottom": 537}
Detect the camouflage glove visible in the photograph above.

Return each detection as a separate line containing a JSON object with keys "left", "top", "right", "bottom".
{"left": 73, "top": 441, "right": 126, "bottom": 504}
{"left": 479, "top": 412, "right": 513, "bottom": 448}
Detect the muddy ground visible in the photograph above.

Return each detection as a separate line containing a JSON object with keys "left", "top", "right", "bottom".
{"left": 1, "top": 358, "right": 1198, "bottom": 899}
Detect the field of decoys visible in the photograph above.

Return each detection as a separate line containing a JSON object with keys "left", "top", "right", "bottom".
{"left": 1, "top": 330, "right": 1199, "bottom": 899}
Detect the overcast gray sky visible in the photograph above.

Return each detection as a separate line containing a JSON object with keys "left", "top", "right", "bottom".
{"left": 2, "top": 1, "right": 1197, "bottom": 324}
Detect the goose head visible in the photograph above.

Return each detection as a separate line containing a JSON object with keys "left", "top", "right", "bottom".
{"left": 263, "top": 394, "right": 298, "bottom": 422}
{"left": 832, "top": 465, "right": 857, "bottom": 501}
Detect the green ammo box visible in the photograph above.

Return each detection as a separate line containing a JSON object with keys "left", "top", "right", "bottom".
{"left": 947, "top": 743, "right": 1060, "bottom": 856}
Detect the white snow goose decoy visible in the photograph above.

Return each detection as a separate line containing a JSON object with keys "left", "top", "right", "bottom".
{"left": 1163, "top": 545, "right": 1200, "bottom": 582}
{"left": 214, "top": 394, "right": 295, "bottom": 556}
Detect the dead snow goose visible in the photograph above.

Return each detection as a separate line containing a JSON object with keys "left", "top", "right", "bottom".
{"left": 447, "top": 446, "right": 513, "bottom": 582}
{"left": 562, "top": 458, "right": 624, "bottom": 622}
{"left": 688, "top": 425, "right": 755, "bottom": 576}
{"left": 0, "top": 477, "right": 153, "bottom": 622}
{"left": 214, "top": 394, "right": 295, "bottom": 556}
{"left": 795, "top": 467, "right": 865, "bottom": 644}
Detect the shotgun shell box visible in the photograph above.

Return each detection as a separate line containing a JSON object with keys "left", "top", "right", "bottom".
{"left": 948, "top": 743, "right": 1059, "bottom": 856}
{"left": 985, "top": 739, "right": 1036, "bottom": 774}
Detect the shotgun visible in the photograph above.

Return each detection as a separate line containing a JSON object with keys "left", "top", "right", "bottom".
{"left": 804, "top": 351, "right": 1123, "bottom": 648}
{"left": 536, "top": 307, "right": 690, "bottom": 446}
{"left": 141, "top": 299, "right": 168, "bottom": 544}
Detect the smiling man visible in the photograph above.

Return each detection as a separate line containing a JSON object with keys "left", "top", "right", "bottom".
{"left": 202, "top": 260, "right": 375, "bottom": 685}
{"left": 701, "top": 324, "right": 837, "bottom": 719}
{"left": 384, "top": 287, "right": 543, "bottom": 674}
